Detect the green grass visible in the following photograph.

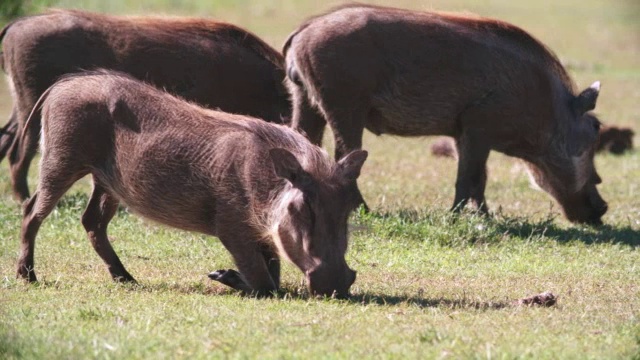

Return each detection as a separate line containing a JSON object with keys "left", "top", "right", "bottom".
{"left": 1, "top": 201, "right": 638, "bottom": 358}
{"left": 1, "top": 0, "right": 639, "bottom": 358}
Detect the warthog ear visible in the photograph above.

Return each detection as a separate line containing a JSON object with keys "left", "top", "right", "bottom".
{"left": 336, "top": 150, "right": 368, "bottom": 181}
{"left": 269, "top": 148, "right": 305, "bottom": 185}
{"left": 573, "top": 81, "right": 600, "bottom": 114}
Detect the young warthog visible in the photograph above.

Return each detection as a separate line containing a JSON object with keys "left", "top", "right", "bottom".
{"left": 0, "top": 9, "right": 291, "bottom": 201}
{"left": 284, "top": 4, "right": 607, "bottom": 224}
{"left": 17, "top": 71, "right": 366, "bottom": 298}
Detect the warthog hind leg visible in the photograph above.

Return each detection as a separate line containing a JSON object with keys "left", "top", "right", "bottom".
{"left": 290, "top": 88, "right": 326, "bottom": 146}
{"left": 0, "top": 109, "right": 18, "bottom": 162}
{"left": 325, "top": 104, "right": 370, "bottom": 210}
{"left": 82, "top": 180, "right": 135, "bottom": 282}
{"left": 17, "top": 164, "right": 86, "bottom": 282}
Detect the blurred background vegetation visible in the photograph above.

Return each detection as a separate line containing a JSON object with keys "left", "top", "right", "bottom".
{"left": 0, "top": 0, "right": 54, "bottom": 24}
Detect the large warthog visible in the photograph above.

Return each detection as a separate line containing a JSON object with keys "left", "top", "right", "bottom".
{"left": 284, "top": 4, "right": 608, "bottom": 224}
{"left": 0, "top": 9, "right": 291, "bottom": 201}
{"left": 17, "top": 71, "right": 367, "bottom": 298}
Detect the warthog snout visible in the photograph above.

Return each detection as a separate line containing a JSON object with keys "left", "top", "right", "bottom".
{"left": 563, "top": 185, "right": 608, "bottom": 225}
{"left": 307, "top": 264, "right": 357, "bottom": 299}
{"left": 586, "top": 190, "right": 608, "bottom": 226}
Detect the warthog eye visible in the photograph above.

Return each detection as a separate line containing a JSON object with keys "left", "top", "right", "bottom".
{"left": 304, "top": 200, "right": 316, "bottom": 229}
{"left": 288, "top": 195, "right": 316, "bottom": 229}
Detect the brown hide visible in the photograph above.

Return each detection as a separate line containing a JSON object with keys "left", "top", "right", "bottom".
{"left": 284, "top": 4, "right": 607, "bottom": 224}
{"left": 16, "top": 71, "right": 366, "bottom": 298}
{"left": 0, "top": 9, "right": 291, "bottom": 201}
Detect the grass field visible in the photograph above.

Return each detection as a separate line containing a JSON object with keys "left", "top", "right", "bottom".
{"left": 1, "top": 0, "right": 639, "bottom": 358}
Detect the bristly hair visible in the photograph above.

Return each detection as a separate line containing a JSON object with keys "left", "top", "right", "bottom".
{"left": 438, "top": 12, "right": 575, "bottom": 91}
{"left": 284, "top": 3, "right": 575, "bottom": 92}
{"left": 47, "top": 8, "right": 285, "bottom": 71}
{"left": 45, "top": 70, "right": 333, "bottom": 247}
{"left": 246, "top": 120, "right": 334, "bottom": 180}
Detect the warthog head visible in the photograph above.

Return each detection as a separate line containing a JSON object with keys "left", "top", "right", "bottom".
{"left": 268, "top": 148, "right": 368, "bottom": 298}
{"left": 527, "top": 81, "right": 608, "bottom": 225}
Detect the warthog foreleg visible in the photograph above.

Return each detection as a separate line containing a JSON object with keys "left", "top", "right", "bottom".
{"left": 211, "top": 230, "right": 279, "bottom": 296}
{"left": 260, "top": 242, "right": 280, "bottom": 288}
{"left": 82, "top": 180, "right": 135, "bottom": 283}
{"left": 208, "top": 269, "right": 252, "bottom": 292}
{"left": 452, "top": 132, "right": 490, "bottom": 214}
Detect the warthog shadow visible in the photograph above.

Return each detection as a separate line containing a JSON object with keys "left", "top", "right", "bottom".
{"left": 10, "top": 279, "right": 513, "bottom": 311}
{"left": 345, "top": 292, "right": 511, "bottom": 309}
{"left": 493, "top": 219, "right": 640, "bottom": 247}
{"left": 130, "top": 282, "right": 512, "bottom": 309}
{"left": 355, "top": 208, "right": 640, "bottom": 248}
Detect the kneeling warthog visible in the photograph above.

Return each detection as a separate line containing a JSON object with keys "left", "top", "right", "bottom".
{"left": 284, "top": 4, "right": 607, "bottom": 224}
{"left": 17, "top": 71, "right": 367, "bottom": 298}
{"left": 0, "top": 9, "right": 291, "bottom": 202}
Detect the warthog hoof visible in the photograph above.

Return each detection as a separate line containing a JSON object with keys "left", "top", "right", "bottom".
{"left": 17, "top": 267, "right": 37, "bottom": 283}
{"left": 208, "top": 269, "right": 276, "bottom": 297}
{"left": 113, "top": 274, "right": 137, "bottom": 283}
{"left": 208, "top": 269, "right": 251, "bottom": 292}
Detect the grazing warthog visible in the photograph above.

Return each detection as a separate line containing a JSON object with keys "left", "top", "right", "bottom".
{"left": 597, "top": 125, "right": 634, "bottom": 154}
{"left": 0, "top": 9, "right": 291, "bottom": 201}
{"left": 284, "top": 4, "right": 608, "bottom": 224}
{"left": 17, "top": 71, "right": 366, "bottom": 298}
{"left": 431, "top": 138, "right": 457, "bottom": 159}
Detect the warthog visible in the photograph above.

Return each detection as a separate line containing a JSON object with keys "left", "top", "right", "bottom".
{"left": 17, "top": 71, "right": 367, "bottom": 298}
{"left": 284, "top": 4, "right": 608, "bottom": 224}
{"left": 596, "top": 125, "right": 634, "bottom": 154}
{"left": 0, "top": 9, "right": 291, "bottom": 201}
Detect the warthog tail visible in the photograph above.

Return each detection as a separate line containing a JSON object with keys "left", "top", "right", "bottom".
{"left": 282, "top": 23, "right": 310, "bottom": 59}
{"left": 282, "top": 23, "right": 312, "bottom": 87}
{"left": 20, "top": 86, "right": 54, "bottom": 144}
{"left": 282, "top": 3, "right": 370, "bottom": 57}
